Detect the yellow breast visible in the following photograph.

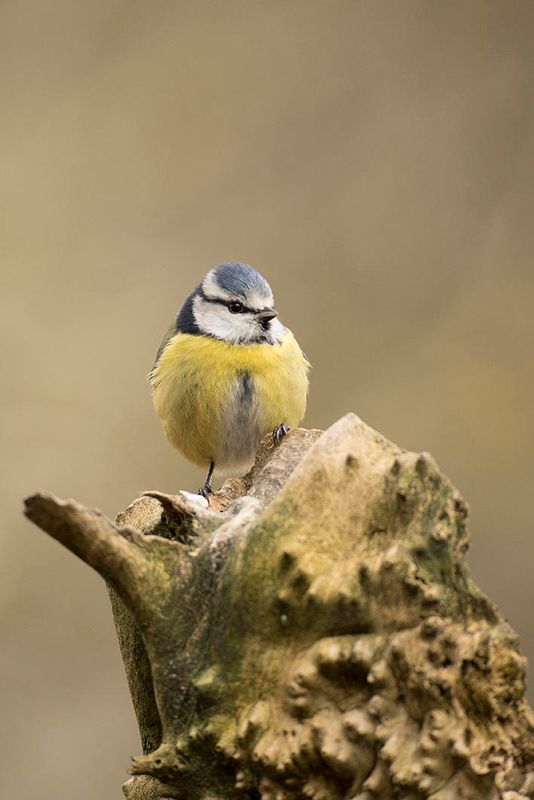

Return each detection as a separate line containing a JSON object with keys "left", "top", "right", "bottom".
{"left": 150, "top": 331, "right": 309, "bottom": 470}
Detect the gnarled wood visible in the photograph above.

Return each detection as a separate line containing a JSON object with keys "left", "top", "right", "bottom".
{"left": 24, "top": 415, "right": 534, "bottom": 800}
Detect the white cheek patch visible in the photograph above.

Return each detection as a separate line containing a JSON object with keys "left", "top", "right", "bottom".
{"left": 269, "top": 318, "right": 285, "bottom": 344}
{"left": 193, "top": 295, "right": 286, "bottom": 344}
{"left": 193, "top": 297, "right": 258, "bottom": 343}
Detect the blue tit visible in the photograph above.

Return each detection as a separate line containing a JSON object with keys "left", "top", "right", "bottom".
{"left": 149, "top": 262, "right": 310, "bottom": 497}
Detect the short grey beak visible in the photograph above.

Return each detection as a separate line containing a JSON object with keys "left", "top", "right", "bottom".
{"left": 256, "top": 307, "right": 278, "bottom": 322}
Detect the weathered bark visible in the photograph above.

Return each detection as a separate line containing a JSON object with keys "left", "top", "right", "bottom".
{"left": 24, "top": 414, "right": 534, "bottom": 800}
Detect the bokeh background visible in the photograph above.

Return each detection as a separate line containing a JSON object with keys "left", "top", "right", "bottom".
{"left": 2, "top": 1, "right": 534, "bottom": 797}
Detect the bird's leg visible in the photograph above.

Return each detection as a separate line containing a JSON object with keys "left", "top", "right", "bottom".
{"left": 198, "top": 461, "right": 215, "bottom": 500}
{"left": 273, "top": 423, "right": 291, "bottom": 446}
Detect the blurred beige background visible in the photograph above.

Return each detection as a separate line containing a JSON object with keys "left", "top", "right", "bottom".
{"left": 2, "top": 1, "right": 534, "bottom": 797}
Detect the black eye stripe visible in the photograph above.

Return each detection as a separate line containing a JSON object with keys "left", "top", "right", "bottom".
{"left": 204, "top": 297, "right": 251, "bottom": 313}
{"left": 199, "top": 291, "right": 257, "bottom": 314}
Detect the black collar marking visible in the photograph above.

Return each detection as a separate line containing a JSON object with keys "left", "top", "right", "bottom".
{"left": 175, "top": 288, "right": 202, "bottom": 335}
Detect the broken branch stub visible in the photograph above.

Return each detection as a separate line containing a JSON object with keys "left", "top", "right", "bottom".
{"left": 24, "top": 414, "right": 534, "bottom": 800}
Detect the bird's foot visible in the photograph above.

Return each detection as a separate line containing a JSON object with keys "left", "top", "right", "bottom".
{"left": 198, "top": 484, "right": 213, "bottom": 502}
{"left": 198, "top": 460, "right": 215, "bottom": 503}
{"left": 273, "top": 422, "right": 291, "bottom": 446}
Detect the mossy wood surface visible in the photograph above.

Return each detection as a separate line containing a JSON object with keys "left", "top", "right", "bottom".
{"left": 24, "top": 415, "right": 534, "bottom": 800}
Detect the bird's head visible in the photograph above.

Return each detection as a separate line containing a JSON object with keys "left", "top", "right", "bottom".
{"left": 185, "top": 262, "right": 285, "bottom": 344}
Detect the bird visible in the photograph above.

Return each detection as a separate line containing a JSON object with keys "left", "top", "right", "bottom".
{"left": 149, "top": 262, "right": 310, "bottom": 499}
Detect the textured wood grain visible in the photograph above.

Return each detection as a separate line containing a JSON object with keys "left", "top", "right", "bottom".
{"left": 24, "top": 416, "right": 534, "bottom": 800}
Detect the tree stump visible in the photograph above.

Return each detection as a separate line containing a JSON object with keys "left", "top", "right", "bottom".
{"left": 24, "top": 414, "right": 534, "bottom": 800}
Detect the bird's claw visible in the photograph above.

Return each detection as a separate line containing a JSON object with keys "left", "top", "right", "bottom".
{"left": 198, "top": 484, "right": 213, "bottom": 501}
{"left": 273, "top": 422, "right": 291, "bottom": 446}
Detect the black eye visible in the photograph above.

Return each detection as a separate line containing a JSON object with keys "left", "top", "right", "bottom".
{"left": 228, "top": 301, "right": 245, "bottom": 314}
